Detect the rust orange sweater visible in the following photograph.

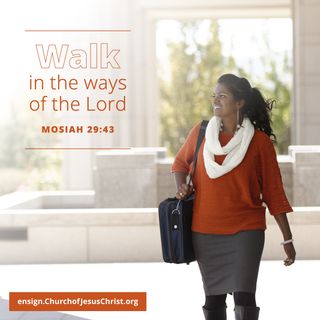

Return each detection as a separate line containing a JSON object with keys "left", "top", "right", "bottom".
{"left": 171, "top": 121, "right": 293, "bottom": 234}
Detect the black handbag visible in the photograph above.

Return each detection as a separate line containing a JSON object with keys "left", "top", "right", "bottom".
{"left": 158, "top": 120, "right": 208, "bottom": 264}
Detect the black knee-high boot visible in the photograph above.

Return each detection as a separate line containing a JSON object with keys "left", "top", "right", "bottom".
{"left": 202, "top": 304, "right": 227, "bottom": 320}
{"left": 234, "top": 305, "right": 260, "bottom": 320}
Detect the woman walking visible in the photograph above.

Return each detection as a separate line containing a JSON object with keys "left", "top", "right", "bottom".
{"left": 171, "top": 74, "right": 296, "bottom": 320}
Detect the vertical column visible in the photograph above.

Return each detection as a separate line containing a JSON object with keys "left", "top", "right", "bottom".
{"left": 62, "top": 0, "right": 134, "bottom": 190}
{"left": 293, "top": 0, "right": 320, "bottom": 144}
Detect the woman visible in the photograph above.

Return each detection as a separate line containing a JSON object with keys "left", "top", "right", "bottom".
{"left": 171, "top": 74, "right": 296, "bottom": 320}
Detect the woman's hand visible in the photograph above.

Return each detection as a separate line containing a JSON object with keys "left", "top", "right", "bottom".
{"left": 273, "top": 213, "right": 296, "bottom": 266}
{"left": 175, "top": 183, "right": 193, "bottom": 200}
{"left": 283, "top": 243, "right": 296, "bottom": 266}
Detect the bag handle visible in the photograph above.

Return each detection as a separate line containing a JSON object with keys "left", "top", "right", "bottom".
{"left": 187, "top": 120, "right": 209, "bottom": 186}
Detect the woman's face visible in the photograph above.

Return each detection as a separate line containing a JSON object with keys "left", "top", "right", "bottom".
{"left": 212, "top": 83, "right": 243, "bottom": 118}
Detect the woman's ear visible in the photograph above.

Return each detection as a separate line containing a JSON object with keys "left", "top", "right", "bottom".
{"left": 237, "top": 99, "right": 245, "bottom": 109}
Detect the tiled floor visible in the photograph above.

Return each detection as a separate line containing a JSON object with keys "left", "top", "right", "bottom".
{"left": 0, "top": 260, "right": 319, "bottom": 320}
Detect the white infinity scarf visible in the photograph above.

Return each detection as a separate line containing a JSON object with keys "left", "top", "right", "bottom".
{"left": 203, "top": 116, "right": 255, "bottom": 179}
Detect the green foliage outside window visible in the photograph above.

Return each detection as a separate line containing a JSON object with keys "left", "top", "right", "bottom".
{"left": 159, "top": 20, "right": 292, "bottom": 156}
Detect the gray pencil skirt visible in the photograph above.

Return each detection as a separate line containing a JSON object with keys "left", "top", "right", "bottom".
{"left": 192, "top": 229, "right": 265, "bottom": 296}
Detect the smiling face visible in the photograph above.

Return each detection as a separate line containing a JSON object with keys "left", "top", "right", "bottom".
{"left": 212, "top": 83, "right": 244, "bottom": 118}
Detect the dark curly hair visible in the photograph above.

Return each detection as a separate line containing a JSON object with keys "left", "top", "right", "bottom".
{"left": 217, "top": 73, "right": 277, "bottom": 143}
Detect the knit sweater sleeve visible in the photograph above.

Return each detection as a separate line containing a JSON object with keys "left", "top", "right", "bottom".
{"left": 258, "top": 133, "right": 293, "bottom": 216}
{"left": 171, "top": 122, "right": 202, "bottom": 174}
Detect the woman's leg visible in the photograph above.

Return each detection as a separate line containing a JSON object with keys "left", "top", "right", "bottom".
{"left": 205, "top": 293, "right": 227, "bottom": 308}
{"left": 233, "top": 291, "right": 260, "bottom": 320}
{"left": 202, "top": 294, "right": 227, "bottom": 320}
{"left": 233, "top": 291, "right": 256, "bottom": 306}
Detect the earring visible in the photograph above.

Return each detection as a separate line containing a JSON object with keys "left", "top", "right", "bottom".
{"left": 236, "top": 109, "right": 241, "bottom": 132}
